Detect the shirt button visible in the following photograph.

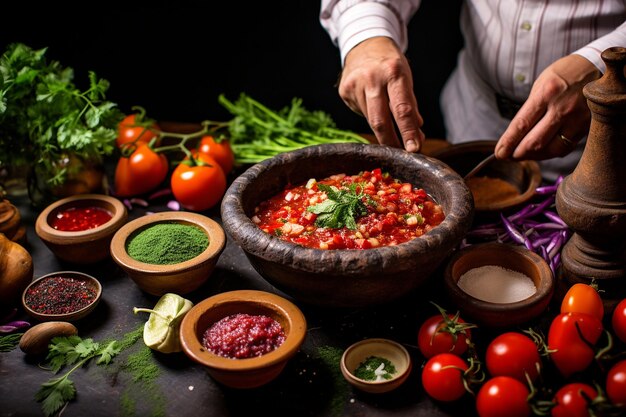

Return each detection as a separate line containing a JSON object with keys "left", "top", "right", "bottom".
{"left": 515, "top": 73, "right": 526, "bottom": 83}
{"left": 521, "top": 21, "right": 532, "bottom": 31}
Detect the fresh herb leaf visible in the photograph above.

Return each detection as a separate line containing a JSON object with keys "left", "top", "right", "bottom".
{"left": 307, "top": 182, "right": 371, "bottom": 230}
{"left": 0, "top": 333, "right": 23, "bottom": 352}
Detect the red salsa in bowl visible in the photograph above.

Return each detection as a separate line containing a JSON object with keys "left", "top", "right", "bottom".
{"left": 252, "top": 168, "right": 445, "bottom": 249}
{"left": 50, "top": 206, "right": 113, "bottom": 231}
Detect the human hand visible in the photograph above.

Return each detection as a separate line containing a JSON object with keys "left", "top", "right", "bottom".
{"left": 339, "top": 37, "right": 425, "bottom": 152}
{"left": 495, "top": 54, "right": 601, "bottom": 161}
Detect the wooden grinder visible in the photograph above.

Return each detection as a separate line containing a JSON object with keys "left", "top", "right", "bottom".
{"left": 556, "top": 47, "right": 626, "bottom": 310}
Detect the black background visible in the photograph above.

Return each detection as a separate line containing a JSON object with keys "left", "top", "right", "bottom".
{"left": 1, "top": 1, "right": 463, "bottom": 139}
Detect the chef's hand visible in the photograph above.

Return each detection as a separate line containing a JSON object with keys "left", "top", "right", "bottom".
{"left": 495, "top": 54, "right": 601, "bottom": 161}
{"left": 339, "top": 37, "right": 425, "bottom": 152}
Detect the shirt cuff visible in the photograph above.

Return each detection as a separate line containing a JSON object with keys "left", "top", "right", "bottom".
{"left": 573, "top": 22, "right": 626, "bottom": 73}
{"left": 334, "top": 2, "right": 406, "bottom": 64}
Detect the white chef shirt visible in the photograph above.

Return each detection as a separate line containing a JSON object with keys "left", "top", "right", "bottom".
{"left": 320, "top": 0, "right": 626, "bottom": 181}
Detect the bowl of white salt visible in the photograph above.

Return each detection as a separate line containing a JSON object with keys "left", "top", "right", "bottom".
{"left": 443, "top": 242, "right": 554, "bottom": 328}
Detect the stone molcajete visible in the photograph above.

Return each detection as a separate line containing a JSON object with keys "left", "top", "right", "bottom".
{"left": 556, "top": 46, "right": 626, "bottom": 310}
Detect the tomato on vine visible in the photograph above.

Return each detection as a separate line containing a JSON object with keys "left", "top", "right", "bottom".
{"left": 611, "top": 298, "right": 626, "bottom": 344}
{"left": 560, "top": 282, "right": 604, "bottom": 321}
{"left": 197, "top": 135, "right": 235, "bottom": 174}
{"left": 606, "top": 360, "right": 626, "bottom": 409}
{"left": 485, "top": 331, "right": 542, "bottom": 383}
{"left": 421, "top": 353, "right": 472, "bottom": 402}
{"left": 550, "top": 382, "right": 598, "bottom": 417}
{"left": 476, "top": 376, "right": 531, "bottom": 417}
{"left": 417, "top": 303, "right": 475, "bottom": 359}
{"left": 171, "top": 151, "right": 227, "bottom": 212}
{"left": 116, "top": 108, "right": 161, "bottom": 148}
{"left": 114, "top": 143, "right": 169, "bottom": 197}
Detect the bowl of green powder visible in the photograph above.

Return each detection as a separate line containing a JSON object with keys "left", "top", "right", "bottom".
{"left": 110, "top": 211, "right": 226, "bottom": 296}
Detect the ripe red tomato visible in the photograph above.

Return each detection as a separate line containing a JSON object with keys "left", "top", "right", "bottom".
{"left": 485, "top": 332, "right": 541, "bottom": 383}
{"left": 421, "top": 353, "right": 469, "bottom": 402}
{"left": 197, "top": 135, "right": 235, "bottom": 174}
{"left": 476, "top": 376, "right": 531, "bottom": 417}
{"left": 561, "top": 283, "right": 604, "bottom": 321}
{"left": 611, "top": 298, "right": 626, "bottom": 344}
{"left": 547, "top": 312, "right": 604, "bottom": 378}
{"left": 551, "top": 382, "right": 597, "bottom": 417}
{"left": 606, "top": 359, "right": 626, "bottom": 408}
{"left": 171, "top": 152, "right": 227, "bottom": 212}
{"left": 417, "top": 312, "right": 472, "bottom": 359}
{"left": 114, "top": 143, "right": 169, "bottom": 197}
{"left": 116, "top": 114, "right": 161, "bottom": 148}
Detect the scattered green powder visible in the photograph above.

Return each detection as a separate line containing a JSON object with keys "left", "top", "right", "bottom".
{"left": 119, "top": 344, "right": 165, "bottom": 417}
{"left": 315, "top": 346, "right": 350, "bottom": 416}
{"left": 126, "top": 222, "right": 209, "bottom": 265}
{"left": 353, "top": 355, "right": 396, "bottom": 381}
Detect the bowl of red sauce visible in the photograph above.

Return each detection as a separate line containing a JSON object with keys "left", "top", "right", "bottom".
{"left": 179, "top": 289, "right": 307, "bottom": 389}
{"left": 22, "top": 270, "right": 102, "bottom": 322}
{"left": 220, "top": 143, "right": 474, "bottom": 308}
{"left": 35, "top": 194, "right": 128, "bottom": 264}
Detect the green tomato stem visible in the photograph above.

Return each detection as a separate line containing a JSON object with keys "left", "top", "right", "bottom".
{"left": 133, "top": 307, "right": 171, "bottom": 322}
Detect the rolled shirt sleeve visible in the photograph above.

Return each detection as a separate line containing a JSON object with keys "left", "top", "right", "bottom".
{"left": 573, "top": 20, "right": 626, "bottom": 73}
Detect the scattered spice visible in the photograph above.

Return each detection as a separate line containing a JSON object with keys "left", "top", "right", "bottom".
{"left": 353, "top": 356, "right": 397, "bottom": 381}
{"left": 458, "top": 265, "right": 536, "bottom": 303}
{"left": 50, "top": 206, "right": 113, "bottom": 231}
{"left": 315, "top": 346, "right": 349, "bottom": 416}
{"left": 119, "top": 344, "right": 165, "bottom": 417}
{"left": 24, "top": 275, "right": 97, "bottom": 315}
{"left": 126, "top": 222, "right": 208, "bottom": 265}
{"left": 203, "top": 313, "right": 285, "bottom": 359}
{"left": 466, "top": 176, "right": 521, "bottom": 206}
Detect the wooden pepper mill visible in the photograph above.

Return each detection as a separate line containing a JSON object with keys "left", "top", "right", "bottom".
{"left": 556, "top": 46, "right": 626, "bottom": 310}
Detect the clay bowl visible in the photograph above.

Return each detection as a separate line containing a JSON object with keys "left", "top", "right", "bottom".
{"left": 443, "top": 242, "right": 554, "bottom": 328}
{"left": 429, "top": 140, "right": 541, "bottom": 218}
{"left": 340, "top": 338, "right": 412, "bottom": 394}
{"left": 22, "top": 271, "right": 102, "bottom": 322}
{"left": 110, "top": 211, "right": 226, "bottom": 296}
{"left": 179, "top": 289, "right": 307, "bottom": 389}
{"left": 221, "top": 143, "right": 474, "bottom": 308}
{"left": 35, "top": 194, "right": 128, "bottom": 264}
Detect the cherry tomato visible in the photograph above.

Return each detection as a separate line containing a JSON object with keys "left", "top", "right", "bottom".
{"left": 421, "top": 353, "right": 469, "bottom": 402}
{"left": 197, "top": 135, "right": 235, "bottom": 174}
{"left": 476, "top": 376, "right": 531, "bottom": 417}
{"left": 547, "top": 312, "right": 604, "bottom": 378}
{"left": 171, "top": 152, "right": 227, "bottom": 212}
{"left": 417, "top": 312, "right": 472, "bottom": 359}
{"left": 551, "top": 382, "right": 597, "bottom": 417}
{"left": 485, "top": 332, "right": 541, "bottom": 383}
{"left": 114, "top": 143, "right": 169, "bottom": 197}
{"left": 606, "top": 359, "right": 626, "bottom": 408}
{"left": 561, "top": 283, "right": 604, "bottom": 321}
{"left": 611, "top": 298, "right": 626, "bottom": 344}
{"left": 116, "top": 113, "right": 160, "bottom": 148}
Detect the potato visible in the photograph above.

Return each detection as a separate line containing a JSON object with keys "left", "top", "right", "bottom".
{"left": 0, "top": 233, "right": 33, "bottom": 307}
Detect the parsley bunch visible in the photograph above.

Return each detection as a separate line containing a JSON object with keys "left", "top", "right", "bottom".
{"left": 0, "top": 43, "right": 123, "bottom": 190}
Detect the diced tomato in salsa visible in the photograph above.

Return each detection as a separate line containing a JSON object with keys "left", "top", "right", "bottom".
{"left": 252, "top": 169, "right": 445, "bottom": 250}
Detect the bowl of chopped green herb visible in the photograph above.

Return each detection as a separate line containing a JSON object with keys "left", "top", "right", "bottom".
{"left": 221, "top": 143, "right": 474, "bottom": 308}
{"left": 340, "top": 338, "right": 412, "bottom": 394}
{"left": 110, "top": 211, "right": 226, "bottom": 296}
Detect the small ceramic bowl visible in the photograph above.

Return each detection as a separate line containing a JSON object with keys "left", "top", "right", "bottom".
{"left": 429, "top": 140, "right": 542, "bottom": 218}
{"left": 179, "top": 289, "right": 307, "bottom": 389}
{"left": 110, "top": 211, "right": 226, "bottom": 296}
{"left": 35, "top": 194, "right": 128, "bottom": 264}
{"left": 340, "top": 338, "right": 412, "bottom": 394}
{"left": 22, "top": 271, "right": 102, "bottom": 322}
{"left": 443, "top": 242, "right": 554, "bottom": 328}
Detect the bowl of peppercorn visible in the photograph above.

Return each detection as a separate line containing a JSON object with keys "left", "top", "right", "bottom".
{"left": 110, "top": 211, "right": 226, "bottom": 296}
{"left": 179, "top": 289, "right": 307, "bottom": 389}
{"left": 35, "top": 194, "right": 129, "bottom": 264}
{"left": 220, "top": 143, "right": 474, "bottom": 308}
{"left": 22, "top": 270, "right": 102, "bottom": 322}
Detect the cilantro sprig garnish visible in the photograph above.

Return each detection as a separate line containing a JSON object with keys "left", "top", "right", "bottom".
{"left": 307, "top": 182, "right": 372, "bottom": 230}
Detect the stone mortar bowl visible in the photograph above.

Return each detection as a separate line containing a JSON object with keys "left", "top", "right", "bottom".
{"left": 221, "top": 143, "right": 474, "bottom": 308}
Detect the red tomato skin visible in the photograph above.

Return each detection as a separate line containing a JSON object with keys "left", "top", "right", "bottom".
{"left": 114, "top": 144, "right": 169, "bottom": 197}
{"left": 421, "top": 353, "right": 468, "bottom": 402}
{"left": 611, "top": 298, "right": 626, "bottom": 344}
{"left": 606, "top": 359, "right": 626, "bottom": 408}
{"left": 171, "top": 153, "right": 227, "bottom": 212}
{"left": 551, "top": 382, "right": 597, "bottom": 417}
{"left": 417, "top": 314, "right": 470, "bottom": 359}
{"left": 560, "top": 283, "right": 604, "bottom": 321}
{"left": 476, "top": 376, "right": 531, "bottom": 417}
{"left": 116, "top": 114, "right": 160, "bottom": 148}
{"left": 485, "top": 332, "right": 541, "bottom": 383}
{"left": 197, "top": 135, "right": 235, "bottom": 174}
{"left": 547, "top": 312, "right": 604, "bottom": 378}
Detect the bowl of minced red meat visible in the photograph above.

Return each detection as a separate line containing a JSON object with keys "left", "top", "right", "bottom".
{"left": 220, "top": 143, "right": 474, "bottom": 308}
{"left": 179, "top": 289, "right": 307, "bottom": 389}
